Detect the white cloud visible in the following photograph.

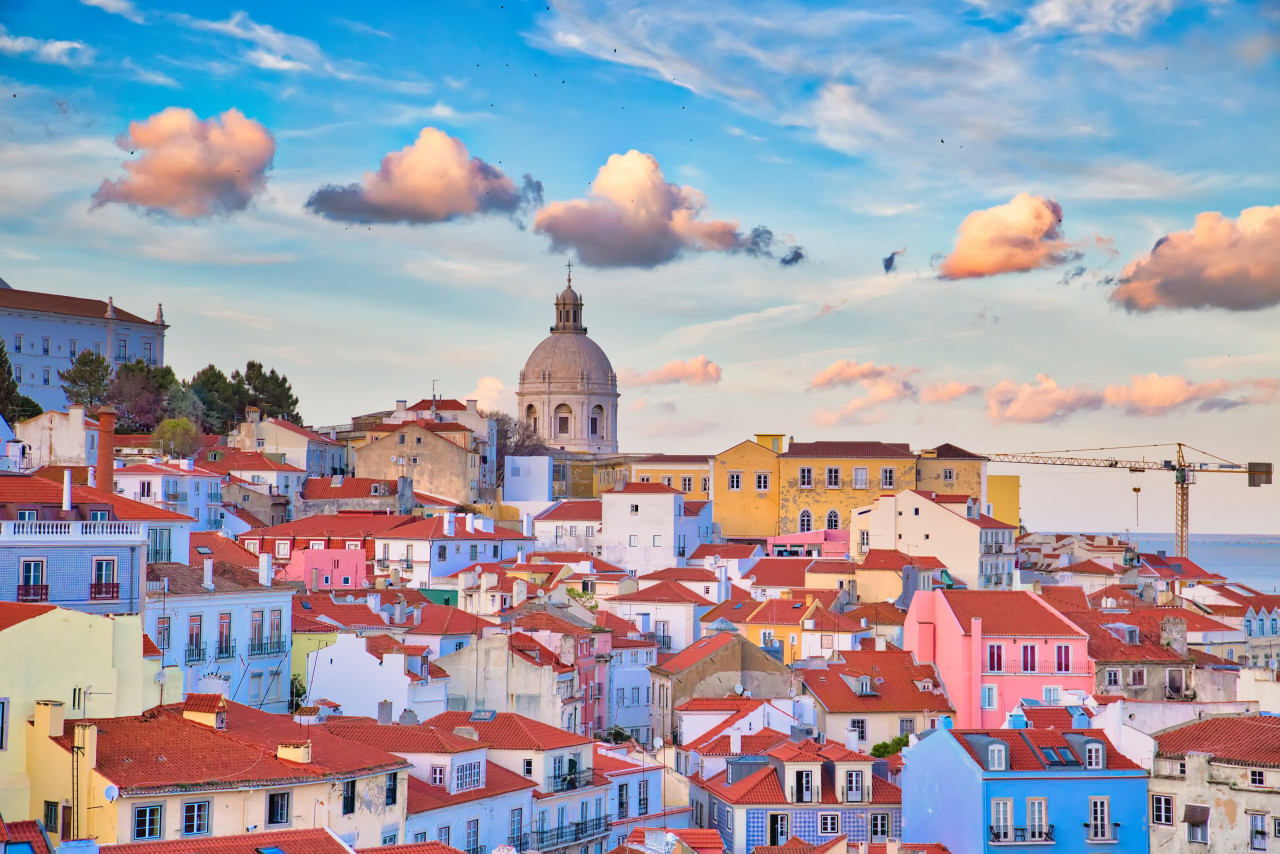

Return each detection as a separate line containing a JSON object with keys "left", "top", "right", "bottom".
{"left": 1025, "top": 0, "right": 1176, "bottom": 36}
{"left": 80, "top": 0, "right": 145, "bottom": 24}
{"left": 0, "top": 25, "right": 93, "bottom": 67}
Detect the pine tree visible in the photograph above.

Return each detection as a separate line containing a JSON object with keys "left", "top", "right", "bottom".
{"left": 0, "top": 340, "right": 42, "bottom": 425}
{"left": 58, "top": 350, "right": 111, "bottom": 409}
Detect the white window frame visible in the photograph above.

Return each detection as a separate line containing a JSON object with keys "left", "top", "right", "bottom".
{"left": 991, "top": 798, "right": 1012, "bottom": 841}
{"left": 853, "top": 467, "right": 869, "bottom": 489}
{"left": 1151, "top": 794, "right": 1173, "bottom": 826}
{"left": 988, "top": 744, "right": 1006, "bottom": 771}
{"left": 818, "top": 813, "right": 839, "bottom": 834}
{"left": 728, "top": 472, "right": 742, "bottom": 491}
{"left": 880, "top": 467, "right": 895, "bottom": 489}
{"left": 799, "top": 467, "right": 813, "bottom": 488}
{"left": 755, "top": 472, "right": 770, "bottom": 491}
{"left": 1028, "top": 797, "right": 1048, "bottom": 841}
{"left": 981, "top": 684, "right": 998, "bottom": 709}
{"left": 1089, "top": 796, "right": 1111, "bottom": 841}
{"left": 1086, "top": 743, "right": 1103, "bottom": 769}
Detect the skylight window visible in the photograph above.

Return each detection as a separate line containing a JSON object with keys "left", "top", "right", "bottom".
{"left": 195, "top": 546, "right": 213, "bottom": 555}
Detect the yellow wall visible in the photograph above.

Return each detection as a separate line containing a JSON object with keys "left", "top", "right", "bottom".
{"left": 629, "top": 464, "right": 713, "bottom": 500}
{"left": 777, "top": 456, "right": 919, "bottom": 534}
{"left": 711, "top": 440, "right": 781, "bottom": 540}
{"left": 915, "top": 457, "right": 986, "bottom": 501}
{"left": 355, "top": 424, "right": 477, "bottom": 504}
{"left": 291, "top": 630, "right": 338, "bottom": 684}
{"left": 987, "top": 475, "right": 1021, "bottom": 528}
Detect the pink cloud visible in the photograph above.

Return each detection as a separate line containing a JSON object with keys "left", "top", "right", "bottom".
{"left": 1102, "top": 373, "right": 1270, "bottom": 416}
{"left": 467, "top": 376, "right": 510, "bottom": 411}
{"left": 1110, "top": 206, "right": 1280, "bottom": 311}
{"left": 938, "top": 193, "right": 1107, "bottom": 279}
{"left": 620, "top": 355, "right": 722, "bottom": 387}
{"left": 984, "top": 374, "right": 1105, "bottom": 423}
{"left": 921, "top": 381, "right": 981, "bottom": 404}
{"left": 306, "top": 127, "right": 538, "bottom": 224}
{"left": 92, "top": 107, "right": 275, "bottom": 218}
{"left": 534, "top": 150, "right": 801, "bottom": 267}
{"left": 814, "top": 378, "right": 917, "bottom": 426}
{"left": 808, "top": 359, "right": 904, "bottom": 390}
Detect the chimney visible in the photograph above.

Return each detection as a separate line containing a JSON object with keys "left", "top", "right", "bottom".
{"left": 518, "top": 549, "right": 526, "bottom": 564}
{"left": 729, "top": 731, "right": 741, "bottom": 753}
{"left": 95, "top": 405, "right": 117, "bottom": 487}
{"left": 396, "top": 400, "right": 407, "bottom": 414}
{"left": 874, "top": 635, "right": 886, "bottom": 651}
{"left": 35, "top": 699, "right": 65, "bottom": 738}
{"left": 453, "top": 725, "right": 480, "bottom": 741}
{"left": 444, "top": 512, "right": 456, "bottom": 537}
{"left": 276, "top": 740, "right": 312, "bottom": 763}
{"left": 466, "top": 399, "right": 478, "bottom": 413}
{"left": 1161, "top": 616, "right": 1189, "bottom": 657}
{"left": 258, "top": 552, "right": 273, "bottom": 587}
{"left": 885, "top": 842, "right": 899, "bottom": 854}
{"left": 413, "top": 606, "right": 423, "bottom": 625}
{"left": 465, "top": 513, "right": 475, "bottom": 533}
{"left": 522, "top": 513, "right": 533, "bottom": 537}
{"left": 203, "top": 558, "right": 215, "bottom": 590}
{"left": 367, "top": 592, "right": 382, "bottom": 613}
{"left": 394, "top": 599, "right": 407, "bottom": 624}
{"left": 377, "top": 700, "right": 394, "bottom": 725}
{"left": 180, "top": 458, "right": 193, "bottom": 471}
{"left": 62, "top": 467, "right": 73, "bottom": 512}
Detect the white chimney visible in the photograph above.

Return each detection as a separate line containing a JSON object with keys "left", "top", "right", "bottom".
{"left": 522, "top": 512, "right": 533, "bottom": 537}
{"left": 202, "top": 558, "right": 215, "bottom": 590}
{"left": 180, "top": 458, "right": 194, "bottom": 471}
{"left": 874, "top": 635, "right": 886, "bottom": 651}
{"left": 465, "top": 513, "right": 475, "bottom": 533}
{"left": 62, "top": 468, "right": 72, "bottom": 512}
{"left": 518, "top": 549, "right": 526, "bottom": 564}
{"left": 729, "top": 731, "right": 741, "bottom": 753}
{"left": 258, "top": 552, "right": 273, "bottom": 587}
{"left": 444, "top": 512, "right": 456, "bottom": 537}
{"left": 87, "top": 465, "right": 96, "bottom": 488}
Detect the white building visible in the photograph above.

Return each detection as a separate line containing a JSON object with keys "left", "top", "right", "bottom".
{"left": 674, "top": 697, "right": 804, "bottom": 779}
{"left": 14, "top": 404, "right": 100, "bottom": 469}
{"left": 599, "top": 483, "right": 713, "bottom": 577}
{"left": 607, "top": 636, "right": 658, "bottom": 742}
{"left": 198, "top": 448, "right": 308, "bottom": 518}
{"left": 604, "top": 583, "right": 713, "bottom": 653}
{"left": 433, "top": 630, "right": 581, "bottom": 732}
{"left": 596, "top": 743, "right": 691, "bottom": 843}
{"left": 856, "top": 489, "right": 1017, "bottom": 589}
{"left": 534, "top": 499, "right": 603, "bottom": 553}
{"left": 504, "top": 455, "right": 557, "bottom": 520}
{"left": 229, "top": 407, "right": 346, "bottom": 477}
{"left": 374, "top": 513, "right": 531, "bottom": 588}
{"left": 111, "top": 459, "right": 225, "bottom": 531}
{"left": 306, "top": 632, "right": 450, "bottom": 722}
{"left": 0, "top": 281, "right": 168, "bottom": 411}
{"left": 144, "top": 557, "right": 294, "bottom": 712}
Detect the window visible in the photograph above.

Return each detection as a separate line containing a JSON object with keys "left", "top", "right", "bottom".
{"left": 342, "top": 780, "right": 356, "bottom": 815}
{"left": 942, "top": 467, "right": 954, "bottom": 483}
{"left": 133, "top": 805, "right": 162, "bottom": 840}
{"left": 1021, "top": 644, "right": 1037, "bottom": 672}
{"left": 819, "top": 814, "right": 839, "bottom": 834}
{"left": 510, "top": 808, "right": 523, "bottom": 842}
{"left": 437, "top": 545, "right": 447, "bottom": 561}
{"left": 156, "top": 616, "right": 170, "bottom": 649}
{"left": 42, "top": 368, "right": 50, "bottom": 386}
{"left": 523, "top": 759, "right": 534, "bottom": 776}
{"left": 632, "top": 687, "right": 640, "bottom": 704}
{"left": 987, "top": 643, "right": 1003, "bottom": 672}
{"left": 701, "top": 476, "right": 710, "bottom": 492}
{"left": 1152, "top": 794, "right": 1173, "bottom": 825}
{"left": 1252, "top": 769, "right": 1266, "bottom": 787}
{"left": 1188, "top": 816, "right": 1208, "bottom": 843}
{"left": 1089, "top": 797, "right": 1110, "bottom": 840}
{"left": 182, "top": 801, "right": 210, "bottom": 836}
{"left": 1105, "top": 668, "right": 1120, "bottom": 687}
{"left": 1086, "top": 744, "right": 1103, "bottom": 769}
{"left": 652, "top": 535, "right": 661, "bottom": 547}
{"left": 981, "top": 684, "right": 997, "bottom": 709}
{"left": 848, "top": 718, "right": 867, "bottom": 742}
{"left": 826, "top": 510, "right": 840, "bottom": 530}
{"left": 1130, "top": 667, "right": 1147, "bottom": 687}
{"left": 1043, "top": 686, "right": 1061, "bottom": 705}
{"left": 845, "top": 769, "right": 863, "bottom": 801}
{"left": 383, "top": 833, "right": 398, "bottom": 846}
{"left": 455, "top": 761, "right": 482, "bottom": 790}
{"left": 438, "top": 827, "right": 451, "bottom": 845}
{"left": 991, "top": 798, "right": 1012, "bottom": 841}
{"left": 1027, "top": 797, "right": 1048, "bottom": 840}
{"left": 275, "top": 540, "right": 291, "bottom": 558}
{"left": 826, "top": 467, "right": 841, "bottom": 488}
{"left": 267, "top": 791, "right": 290, "bottom": 826}
{"left": 681, "top": 476, "right": 693, "bottom": 492}
{"left": 386, "top": 772, "right": 398, "bottom": 805}
{"left": 628, "top": 535, "right": 638, "bottom": 547}
{"left": 799, "top": 467, "right": 813, "bottom": 488}
{"left": 988, "top": 744, "right": 1006, "bottom": 770}
{"left": 16, "top": 510, "right": 36, "bottom": 522}
{"left": 1056, "top": 644, "right": 1072, "bottom": 672}
{"left": 728, "top": 472, "right": 742, "bottom": 491}
{"left": 899, "top": 718, "right": 916, "bottom": 736}
{"left": 660, "top": 476, "right": 673, "bottom": 487}
{"left": 1251, "top": 813, "right": 1267, "bottom": 850}
{"left": 756, "top": 473, "right": 769, "bottom": 491}
{"left": 799, "top": 509, "right": 812, "bottom": 533}
{"left": 466, "top": 819, "right": 479, "bottom": 852}
{"left": 851, "top": 467, "right": 868, "bottom": 489}
{"left": 586, "top": 525, "right": 595, "bottom": 537}
{"left": 870, "top": 813, "right": 889, "bottom": 841}
{"left": 44, "top": 801, "right": 58, "bottom": 833}
{"left": 880, "top": 467, "right": 895, "bottom": 489}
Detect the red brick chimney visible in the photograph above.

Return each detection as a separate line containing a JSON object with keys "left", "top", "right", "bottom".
{"left": 96, "top": 405, "right": 117, "bottom": 490}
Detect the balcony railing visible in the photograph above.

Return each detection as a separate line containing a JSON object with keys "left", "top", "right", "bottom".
{"left": 90, "top": 582, "right": 120, "bottom": 600}
{"left": 3, "top": 520, "right": 145, "bottom": 540}
{"left": 249, "top": 637, "right": 287, "bottom": 657}
{"left": 990, "top": 825, "right": 1055, "bottom": 843}
{"left": 216, "top": 640, "right": 237, "bottom": 660}
{"left": 162, "top": 491, "right": 188, "bottom": 503}
{"left": 464, "top": 846, "right": 486, "bottom": 854}
{"left": 549, "top": 768, "right": 597, "bottom": 793}
{"left": 17, "top": 584, "right": 49, "bottom": 602}
{"left": 147, "top": 548, "right": 173, "bottom": 564}
{"left": 638, "top": 798, "right": 649, "bottom": 816}
{"left": 511, "top": 815, "right": 611, "bottom": 850}
{"left": 207, "top": 492, "right": 223, "bottom": 504}
{"left": 185, "top": 643, "right": 206, "bottom": 664}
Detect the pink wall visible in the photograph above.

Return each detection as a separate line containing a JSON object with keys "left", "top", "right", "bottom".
{"left": 279, "top": 548, "right": 369, "bottom": 591}
{"left": 767, "top": 529, "right": 850, "bottom": 558}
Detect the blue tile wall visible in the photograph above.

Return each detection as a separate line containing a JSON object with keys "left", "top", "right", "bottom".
{"left": 1, "top": 545, "right": 141, "bottom": 614}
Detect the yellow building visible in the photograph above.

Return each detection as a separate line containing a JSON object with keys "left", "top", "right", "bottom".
{"left": 0, "top": 604, "right": 180, "bottom": 822}
{"left": 915, "top": 444, "right": 988, "bottom": 501}
{"left": 777, "top": 440, "right": 919, "bottom": 535}
{"left": 701, "top": 594, "right": 865, "bottom": 665}
{"left": 26, "top": 696, "right": 408, "bottom": 847}
{"left": 629, "top": 454, "right": 714, "bottom": 500}
{"left": 987, "top": 474, "right": 1022, "bottom": 528}
{"left": 710, "top": 437, "right": 782, "bottom": 540}
{"left": 290, "top": 615, "right": 339, "bottom": 685}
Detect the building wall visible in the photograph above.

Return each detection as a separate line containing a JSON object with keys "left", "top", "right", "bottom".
{"left": 111, "top": 469, "right": 223, "bottom": 532}
{"left": 406, "top": 785, "right": 532, "bottom": 849}
{"left": 278, "top": 548, "right": 368, "bottom": 591}
{"left": 292, "top": 628, "right": 338, "bottom": 685}
{"left": 630, "top": 462, "right": 713, "bottom": 501}
{"left": 711, "top": 441, "right": 781, "bottom": 540}
{"left": 778, "top": 455, "right": 919, "bottom": 535}
{"left": 1, "top": 527, "right": 147, "bottom": 616}
{"left": 607, "top": 601, "right": 702, "bottom": 653}
{"left": 306, "top": 633, "right": 447, "bottom": 721}
{"left": 810, "top": 707, "right": 944, "bottom": 751}
{"left": 355, "top": 424, "right": 477, "bottom": 505}
{"left": 915, "top": 457, "right": 986, "bottom": 505}
{"left": 652, "top": 637, "right": 793, "bottom": 741}
{"left": 14, "top": 406, "right": 98, "bottom": 468}
{"left": 1150, "top": 752, "right": 1280, "bottom": 854}
{"left": 606, "top": 646, "right": 656, "bottom": 740}
{"left": 600, "top": 492, "right": 682, "bottom": 576}
{"left": 434, "top": 633, "right": 574, "bottom": 729}
{"left": 986, "top": 475, "right": 1021, "bottom": 528}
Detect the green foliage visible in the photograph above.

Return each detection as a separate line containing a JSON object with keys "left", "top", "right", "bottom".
{"left": 189, "top": 364, "right": 241, "bottom": 433}
{"left": 58, "top": 350, "right": 111, "bottom": 409}
{"left": 870, "top": 735, "right": 910, "bottom": 758}
{"left": 154, "top": 417, "right": 202, "bottom": 457}
{"left": 237, "top": 360, "right": 300, "bottom": 424}
{"left": 190, "top": 361, "right": 300, "bottom": 431}
{"left": 107, "top": 360, "right": 179, "bottom": 433}
{"left": 0, "top": 341, "right": 43, "bottom": 425}
{"left": 566, "top": 586, "right": 599, "bottom": 612}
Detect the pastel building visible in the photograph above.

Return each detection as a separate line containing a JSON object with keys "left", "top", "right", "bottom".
{"left": 905, "top": 590, "right": 1091, "bottom": 728}
{"left": 903, "top": 726, "right": 1148, "bottom": 853}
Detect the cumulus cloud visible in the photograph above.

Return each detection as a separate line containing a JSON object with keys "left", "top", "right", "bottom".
{"left": 0, "top": 25, "right": 93, "bottom": 66}
{"left": 91, "top": 108, "right": 275, "bottom": 218}
{"left": 534, "top": 150, "right": 802, "bottom": 268}
{"left": 985, "top": 375, "right": 1105, "bottom": 423}
{"left": 467, "top": 376, "right": 511, "bottom": 411}
{"left": 1026, "top": 0, "right": 1175, "bottom": 36}
{"left": 808, "top": 360, "right": 903, "bottom": 391}
{"left": 80, "top": 0, "right": 145, "bottom": 24}
{"left": 984, "top": 372, "right": 1279, "bottom": 422}
{"left": 938, "top": 193, "right": 1109, "bottom": 280}
{"left": 620, "top": 355, "right": 723, "bottom": 387}
{"left": 814, "top": 378, "right": 918, "bottom": 426}
{"left": 305, "top": 128, "right": 537, "bottom": 225}
{"left": 1109, "top": 206, "right": 1280, "bottom": 312}
{"left": 921, "top": 381, "right": 981, "bottom": 404}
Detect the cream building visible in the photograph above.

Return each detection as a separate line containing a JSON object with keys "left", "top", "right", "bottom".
{"left": 517, "top": 277, "right": 619, "bottom": 454}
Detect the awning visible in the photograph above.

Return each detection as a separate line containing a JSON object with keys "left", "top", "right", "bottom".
{"left": 1183, "top": 804, "right": 1211, "bottom": 825}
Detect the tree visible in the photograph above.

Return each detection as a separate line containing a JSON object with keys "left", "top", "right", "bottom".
{"left": 0, "top": 340, "right": 43, "bottom": 426}
{"left": 481, "top": 408, "right": 543, "bottom": 486}
{"left": 870, "top": 735, "right": 910, "bottom": 758}
{"left": 58, "top": 350, "right": 111, "bottom": 409}
{"left": 238, "top": 360, "right": 300, "bottom": 423}
{"left": 108, "top": 360, "right": 178, "bottom": 433}
{"left": 189, "top": 364, "right": 241, "bottom": 433}
{"left": 164, "top": 382, "right": 206, "bottom": 427}
{"left": 153, "top": 417, "right": 202, "bottom": 457}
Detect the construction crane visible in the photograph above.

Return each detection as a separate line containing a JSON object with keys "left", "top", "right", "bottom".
{"left": 983, "top": 443, "right": 1272, "bottom": 557}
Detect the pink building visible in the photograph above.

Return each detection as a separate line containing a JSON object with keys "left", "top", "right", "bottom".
{"left": 766, "top": 528, "right": 850, "bottom": 558}
{"left": 277, "top": 548, "right": 369, "bottom": 591}
{"left": 904, "top": 589, "right": 1091, "bottom": 728}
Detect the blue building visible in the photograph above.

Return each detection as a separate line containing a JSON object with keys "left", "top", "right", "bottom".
{"left": 903, "top": 726, "right": 1149, "bottom": 853}
{"left": 688, "top": 735, "right": 902, "bottom": 854}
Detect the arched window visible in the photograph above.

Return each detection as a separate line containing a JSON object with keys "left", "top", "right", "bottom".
{"left": 798, "top": 510, "right": 812, "bottom": 533}
{"left": 525, "top": 404, "right": 538, "bottom": 434}
{"left": 590, "top": 404, "right": 604, "bottom": 437}
{"left": 554, "top": 404, "right": 572, "bottom": 436}
{"left": 826, "top": 510, "right": 840, "bottom": 530}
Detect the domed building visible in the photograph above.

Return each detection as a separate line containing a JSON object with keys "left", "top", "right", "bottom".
{"left": 517, "top": 276, "right": 619, "bottom": 454}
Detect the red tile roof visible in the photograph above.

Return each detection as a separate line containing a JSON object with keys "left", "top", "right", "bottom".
{"left": 106, "top": 828, "right": 355, "bottom": 853}
{"left": 240, "top": 514, "right": 417, "bottom": 540}
{"left": 610, "top": 580, "right": 712, "bottom": 606}
{"left": 382, "top": 516, "right": 529, "bottom": 541}
{"left": 535, "top": 500, "right": 603, "bottom": 522}
{"left": 624, "top": 828, "right": 724, "bottom": 854}
{"left": 405, "top": 605, "right": 495, "bottom": 636}
{"left": 858, "top": 549, "right": 947, "bottom": 570}
{"left": 781, "top": 441, "right": 914, "bottom": 459}
{"left": 113, "top": 461, "right": 222, "bottom": 477}
{"left": 632, "top": 454, "right": 713, "bottom": 465}
{"left": 1038, "top": 585, "right": 1090, "bottom": 612}
{"left": 506, "top": 631, "right": 576, "bottom": 673}
{"left": 953, "top": 728, "right": 1140, "bottom": 771}
{"left": 689, "top": 543, "right": 760, "bottom": 560}
{"left": 1061, "top": 559, "right": 1121, "bottom": 576}
{"left": 939, "top": 590, "right": 1086, "bottom": 638}
{"left": 742, "top": 558, "right": 815, "bottom": 589}
{"left": 1155, "top": 714, "right": 1280, "bottom": 766}
{"left": 326, "top": 721, "right": 484, "bottom": 754}
{"left": 611, "top": 482, "right": 684, "bottom": 494}
{"left": 301, "top": 477, "right": 397, "bottom": 500}
{"left": 1019, "top": 706, "right": 1091, "bottom": 729}
{"left": 407, "top": 398, "right": 469, "bottom": 412}
{"left": 699, "top": 597, "right": 763, "bottom": 624}
{"left": 190, "top": 531, "right": 261, "bottom": 569}
{"left": 925, "top": 443, "right": 988, "bottom": 460}
{"left": 802, "top": 650, "right": 953, "bottom": 714}
{"left": 0, "top": 601, "right": 56, "bottom": 632}
{"left": 196, "top": 448, "right": 307, "bottom": 473}
{"left": 268, "top": 417, "right": 340, "bottom": 445}
{"left": 0, "top": 287, "right": 152, "bottom": 324}
{"left": 508, "top": 551, "right": 627, "bottom": 573}
{"left": 0, "top": 475, "right": 193, "bottom": 521}
{"left": 690, "top": 729, "right": 790, "bottom": 757}
{"left": 642, "top": 566, "right": 719, "bottom": 583}
{"left": 422, "top": 711, "right": 592, "bottom": 750}
{"left": 405, "top": 762, "right": 536, "bottom": 813}
{"left": 652, "top": 631, "right": 737, "bottom": 673}
{"left": 691, "top": 765, "right": 787, "bottom": 804}
{"left": 843, "top": 602, "right": 907, "bottom": 626}
{"left": 142, "top": 633, "right": 162, "bottom": 658}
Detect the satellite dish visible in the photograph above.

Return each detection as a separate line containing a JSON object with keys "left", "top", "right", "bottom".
{"left": 734, "top": 683, "right": 744, "bottom": 696}
{"left": 154, "top": 671, "right": 167, "bottom": 684}
{"left": 653, "top": 736, "right": 663, "bottom": 750}
{"left": 104, "top": 784, "right": 120, "bottom": 802}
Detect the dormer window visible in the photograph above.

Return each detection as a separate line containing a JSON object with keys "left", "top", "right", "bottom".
{"left": 858, "top": 676, "right": 872, "bottom": 695}
{"left": 1125, "top": 628, "right": 1139, "bottom": 645}
{"left": 989, "top": 744, "right": 1006, "bottom": 771}
{"left": 920, "top": 679, "right": 933, "bottom": 691}
{"left": 1086, "top": 744, "right": 1103, "bottom": 769}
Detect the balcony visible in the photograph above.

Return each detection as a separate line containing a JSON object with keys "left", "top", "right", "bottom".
{"left": 207, "top": 492, "right": 223, "bottom": 504}
{"left": 982, "top": 544, "right": 1015, "bottom": 555}
{"left": 464, "top": 847, "right": 486, "bottom": 854}
{"left": 549, "top": 768, "right": 598, "bottom": 793}
{"left": 638, "top": 798, "right": 649, "bottom": 816}
{"left": 511, "top": 815, "right": 611, "bottom": 850}
{"left": 185, "top": 643, "right": 206, "bottom": 664}
{"left": 215, "top": 640, "right": 237, "bottom": 660}
{"left": 17, "top": 584, "right": 49, "bottom": 602}
{"left": 249, "top": 637, "right": 287, "bottom": 657}
{"left": 147, "top": 548, "right": 172, "bottom": 564}
{"left": 89, "top": 582, "right": 120, "bottom": 600}
{"left": 3, "top": 520, "right": 146, "bottom": 541}
{"left": 400, "top": 558, "right": 414, "bottom": 569}
{"left": 161, "top": 490, "right": 188, "bottom": 504}
{"left": 990, "top": 825, "right": 1054, "bottom": 843}
{"left": 640, "top": 632, "right": 673, "bottom": 651}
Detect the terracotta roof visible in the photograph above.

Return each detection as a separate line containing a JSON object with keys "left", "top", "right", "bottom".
{"left": 301, "top": 477, "right": 397, "bottom": 500}
{"left": 508, "top": 551, "right": 627, "bottom": 572}
{"left": 196, "top": 448, "right": 307, "bottom": 473}
{"left": 405, "top": 762, "right": 537, "bottom": 813}
{"left": 0, "top": 819, "right": 52, "bottom": 853}
{"left": 190, "top": 531, "right": 261, "bottom": 569}
{"left": 1019, "top": 706, "right": 1091, "bottom": 729}
{"left": 142, "top": 633, "right": 162, "bottom": 658}
{"left": 611, "top": 481, "right": 684, "bottom": 494}
{"left": 362, "top": 843, "right": 466, "bottom": 854}
{"left": 382, "top": 515, "right": 529, "bottom": 541}
{"left": 405, "top": 605, "right": 495, "bottom": 636}
{"left": 691, "top": 766, "right": 786, "bottom": 804}
{"left": 113, "top": 461, "right": 222, "bottom": 477}
{"left": 506, "top": 631, "right": 576, "bottom": 673}
{"left": 1038, "top": 585, "right": 1090, "bottom": 612}
{"left": 782, "top": 441, "right": 914, "bottom": 459}
{"left": 642, "top": 566, "right": 719, "bottom": 582}
{"left": 632, "top": 454, "right": 713, "bottom": 465}
{"left": 858, "top": 549, "right": 947, "bottom": 571}
{"left": 407, "top": 398, "right": 468, "bottom": 412}
{"left": 742, "top": 557, "right": 816, "bottom": 589}
{"left": 106, "top": 828, "right": 355, "bottom": 853}
{"left": 624, "top": 828, "right": 725, "bottom": 854}
{"left": 0, "top": 287, "right": 153, "bottom": 323}
{"left": 327, "top": 721, "right": 484, "bottom": 754}
{"left": 953, "top": 728, "right": 1140, "bottom": 771}
{"left": 1064, "top": 609, "right": 1226, "bottom": 664}
{"left": 511, "top": 610, "right": 592, "bottom": 637}
{"left": 801, "top": 559, "right": 862, "bottom": 575}
{"left": 1061, "top": 559, "right": 1121, "bottom": 576}
{"left": 802, "top": 650, "right": 953, "bottom": 714}
{"left": 535, "top": 499, "right": 603, "bottom": 522}
{"left": 924, "top": 443, "right": 988, "bottom": 461}
{"left": 293, "top": 593, "right": 402, "bottom": 630}
{"left": 1155, "top": 714, "right": 1280, "bottom": 767}
{"left": 268, "top": 417, "right": 340, "bottom": 445}
{"left": 939, "top": 590, "right": 1086, "bottom": 638}
{"left": 652, "top": 631, "right": 737, "bottom": 673}
{"left": 684, "top": 499, "right": 710, "bottom": 516}
{"left": 610, "top": 580, "right": 712, "bottom": 606}
{"left": 689, "top": 542, "right": 760, "bottom": 560}
{"left": 0, "top": 601, "right": 57, "bottom": 632}
{"left": 422, "top": 711, "right": 592, "bottom": 750}
{"left": 785, "top": 588, "right": 842, "bottom": 607}
{"left": 843, "top": 602, "right": 907, "bottom": 626}
{"left": 596, "top": 610, "right": 640, "bottom": 635}
{"left": 147, "top": 562, "right": 292, "bottom": 596}
{"left": 690, "top": 729, "right": 790, "bottom": 757}
{"left": 0, "top": 475, "right": 193, "bottom": 522}
{"left": 699, "top": 597, "right": 762, "bottom": 624}
{"left": 239, "top": 514, "right": 417, "bottom": 540}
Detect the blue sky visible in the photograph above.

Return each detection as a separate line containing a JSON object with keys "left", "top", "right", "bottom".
{"left": 2, "top": 0, "right": 1278, "bottom": 533}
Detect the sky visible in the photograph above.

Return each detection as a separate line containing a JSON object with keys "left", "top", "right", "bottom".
{"left": 1, "top": 0, "right": 1278, "bottom": 534}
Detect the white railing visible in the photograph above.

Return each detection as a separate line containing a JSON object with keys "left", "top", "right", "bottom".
{"left": 4, "top": 520, "right": 146, "bottom": 539}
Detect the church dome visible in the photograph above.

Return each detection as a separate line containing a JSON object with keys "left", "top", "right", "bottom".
{"left": 521, "top": 332, "right": 615, "bottom": 389}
